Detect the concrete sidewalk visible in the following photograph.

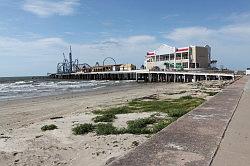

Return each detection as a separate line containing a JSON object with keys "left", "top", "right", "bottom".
{"left": 108, "top": 77, "right": 247, "bottom": 166}
{"left": 212, "top": 76, "right": 250, "bottom": 166}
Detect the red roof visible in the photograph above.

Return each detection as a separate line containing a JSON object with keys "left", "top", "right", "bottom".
{"left": 176, "top": 48, "right": 189, "bottom": 52}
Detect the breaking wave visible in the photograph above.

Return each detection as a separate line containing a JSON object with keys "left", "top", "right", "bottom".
{"left": 0, "top": 78, "right": 135, "bottom": 101}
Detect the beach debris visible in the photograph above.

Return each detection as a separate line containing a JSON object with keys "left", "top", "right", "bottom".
{"left": 13, "top": 152, "right": 18, "bottom": 156}
{"left": 50, "top": 116, "right": 63, "bottom": 120}
{"left": 132, "top": 141, "right": 139, "bottom": 147}
{"left": 41, "top": 124, "right": 58, "bottom": 131}
{"left": 0, "top": 136, "right": 11, "bottom": 139}
{"left": 35, "top": 135, "right": 43, "bottom": 138}
{"left": 105, "top": 157, "right": 117, "bottom": 165}
{"left": 138, "top": 94, "right": 158, "bottom": 100}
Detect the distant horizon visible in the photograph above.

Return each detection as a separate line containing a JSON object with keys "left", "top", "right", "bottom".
{"left": 1, "top": 0, "right": 250, "bottom": 77}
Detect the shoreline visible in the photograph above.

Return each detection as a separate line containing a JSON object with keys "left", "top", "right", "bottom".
{"left": 0, "top": 81, "right": 139, "bottom": 106}
{"left": 0, "top": 80, "right": 137, "bottom": 103}
{"left": 0, "top": 82, "right": 175, "bottom": 133}
{"left": 0, "top": 80, "right": 233, "bottom": 166}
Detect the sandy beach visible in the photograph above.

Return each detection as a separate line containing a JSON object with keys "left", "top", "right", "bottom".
{"left": 0, "top": 81, "right": 232, "bottom": 166}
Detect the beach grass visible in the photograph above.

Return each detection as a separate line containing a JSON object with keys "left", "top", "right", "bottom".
{"left": 74, "top": 96, "right": 205, "bottom": 135}
{"left": 165, "top": 90, "right": 187, "bottom": 95}
{"left": 126, "top": 117, "right": 156, "bottom": 134}
{"left": 72, "top": 123, "right": 95, "bottom": 135}
{"left": 41, "top": 124, "right": 58, "bottom": 131}
{"left": 93, "top": 106, "right": 133, "bottom": 115}
{"left": 204, "top": 91, "right": 219, "bottom": 96}
{"left": 95, "top": 123, "right": 117, "bottom": 135}
{"left": 93, "top": 96, "right": 204, "bottom": 116}
{"left": 92, "top": 114, "right": 117, "bottom": 123}
{"left": 128, "top": 96, "right": 204, "bottom": 116}
{"left": 152, "top": 118, "right": 175, "bottom": 132}
{"left": 95, "top": 123, "right": 126, "bottom": 135}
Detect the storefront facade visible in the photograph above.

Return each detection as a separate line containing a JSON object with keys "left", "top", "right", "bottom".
{"left": 145, "top": 44, "right": 211, "bottom": 71}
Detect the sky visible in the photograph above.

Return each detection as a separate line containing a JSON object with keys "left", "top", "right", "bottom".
{"left": 0, "top": 0, "right": 250, "bottom": 76}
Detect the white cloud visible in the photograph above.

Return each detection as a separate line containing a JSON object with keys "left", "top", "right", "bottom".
{"left": 220, "top": 24, "right": 250, "bottom": 39}
{"left": 162, "top": 14, "right": 179, "bottom": 20}
{"left": 226, "top": 12, "right": 250, "bottom": 23}
{"left": 22, "top": 0, "right": 80, "bottom": 17}
{"left": 165, "top": 27, "right": 215, "bottom": 42}
{"left": 164, "top": 23, "right": 250, "bottom": 70}
{"left": 125, "top": 35, "right": 156, "bottom": 44}
{"left": 0, "top": 35, "right": 158, "bottom": 76}
{"left": 165, "top": 24, "right": 250, "bottom": 44}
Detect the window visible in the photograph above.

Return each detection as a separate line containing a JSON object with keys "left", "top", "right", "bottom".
{"left": 170, "top": 54, "right": 174, "bottom": 60}
{"left": 189, "top": 48, "right": 192, "bottom": 55}
{"left": 182, "top": 52, "right": 188, "bottom": 59}
{"left": 151, "top": 56, "right": 156, "bottom": 62}
{"left": 190, "top": 63, "right": 195, "bottom": 68}
{"left": 156, "top": 55, "right": 160, "bottom": 61}
{"left": 160, "top": 55, "right": 165, "bottom": 61}
{"left": 166, "top": 54, "right": 170, "bottom": 60}
{"left": 176, "top": 63, "right": 182, "bottom": 68}
{"left": 164, "top": 62, "right": 170, "bottom": 68}
{"left": 176, "top": 53, "right": 181, "bottom": 60}
{"left": 182, "top": 62, "right": 188, "bottom": 68}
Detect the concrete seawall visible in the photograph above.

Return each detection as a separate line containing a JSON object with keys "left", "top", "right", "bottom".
{"left": 108, "top": 77, "right": 247, "bottom": 166}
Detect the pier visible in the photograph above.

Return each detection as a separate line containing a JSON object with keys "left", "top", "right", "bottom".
{"left": 49, "top": 70, "right": 235, "bottom": 82}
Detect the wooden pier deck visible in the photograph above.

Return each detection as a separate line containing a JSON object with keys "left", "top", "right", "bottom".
{"left": 49, "top": 70, "right": 235, "bottom": 83}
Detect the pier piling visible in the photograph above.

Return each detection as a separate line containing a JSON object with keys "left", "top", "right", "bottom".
{"left": 49, "top": 70, "right": 235, "bottom": 83}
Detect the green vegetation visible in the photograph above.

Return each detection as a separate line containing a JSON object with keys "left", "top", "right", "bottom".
{"left": 93, "top": 96, "right": 204, "bottom": 118}
{"left": 92, "top": 114, "right": 117, "bottom": 123}
{"left": 152, "top": 118, "right": 175, "bottom": 132}
{"left": 95, "top": 123, "right": 124, "bottom": 135}
{"left": 179, "top": 95, "right": 193, "bottom": 100}
{"left": 125, "top": 116, "right": 175, "bottom": 134}
{"left": 72, "top": 123, "right": 95, "bottom": 135}
{"left": 73, "top": 96, "right": 205, "bottom": 136}
{"left": 128, "top": 96, "right": 204, "bottom": 116}
{"left": 93, "top": 106, "right": 133, "bottom": 115}
{"left": 41, "top": 124, "right": 58, "bottom": 131}
{"left": 126, "top": 117, "right": 157, "bottom": 134}
{"left": 166, "top": 90, "right": 186, "bottom": 95}
{"left": 204, "top": 91, "right": 218, "bottom": 96}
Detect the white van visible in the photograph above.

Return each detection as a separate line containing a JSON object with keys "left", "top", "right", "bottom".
{"left": 246, "top": 68, "right": 250, "bottom": 75}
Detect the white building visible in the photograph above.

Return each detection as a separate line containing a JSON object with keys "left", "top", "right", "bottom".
{"left": 246, "top": 68, "right": 250, "bottom": 75}
{"left": 145, "top": 44, "right": 213, "bottom": 71}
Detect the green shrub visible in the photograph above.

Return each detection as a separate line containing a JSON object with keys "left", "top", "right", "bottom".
{"left": 179, "top": 95, "right": 193, "bottom": 100}
{"left": 41, "top": 124, "right": 58, "bottom": 131}
{"left": 72, "top": 123, "right": 95, "bottom": 135}
{"left": 78, "top": 96, "right": 205, "bottom": 136}
{"left": 95, "top": 123, "right": 120, "bottom": 135}
{"left": 167, "top": 109, "right": 189, "bottom": 118}
{"left": 92, "top": 114, "right": 117, "bottom": 123}
{"left": 204, "top": 91, "right": 218, "bottom": 96}
{"left": 152, "top": 119, "right": 174, "bottom": 132}
{"left": 126, "top": 118, "right": 156, "bottom": 134}
{"left": 93, "top": 106, "right": 133, "bottom": 115}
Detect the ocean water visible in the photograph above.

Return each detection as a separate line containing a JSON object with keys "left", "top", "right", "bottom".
{"left": 0, "top": 76, "right": 134, "bottom": 101}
